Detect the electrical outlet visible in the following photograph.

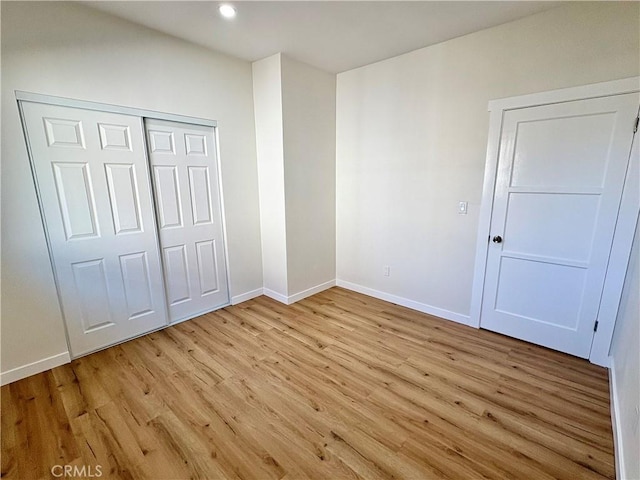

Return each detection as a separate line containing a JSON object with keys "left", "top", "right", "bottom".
{"left": 383, "top": 266, "right": 390, "bottom": 277}
{"left": 458, "top": 201, "right": 468, "bottom": 215}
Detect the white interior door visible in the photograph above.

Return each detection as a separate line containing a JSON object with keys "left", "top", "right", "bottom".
{"left": 481, "top": 93, "right": 639, "bottom": 358}
{"left": 145, "top": 119, "right": 229, "bottom": 322}
{"left": 21, "top": 102, "right": 168, "bottom": 357}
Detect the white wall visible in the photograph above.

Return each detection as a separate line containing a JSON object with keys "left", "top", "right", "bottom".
{"left": 281, "top": 55, "right": 336, "bottom": 296}
{"left": 253, "top": 54, "right": 289, "bottom": 296}
{"left": 252, "top": 53, "right": 336, "bottom": 300}
{"left": 610, "top": 216, "right": 640, "bottom": 480}
{"left": 336, "top": 2, "right": 640, "bottom": 322}
{"left": 1, "top": 2, "right": 263, "bottom": 375}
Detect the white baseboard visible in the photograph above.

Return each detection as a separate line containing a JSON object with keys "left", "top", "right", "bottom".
{"left": 264, "top": 280, "right": 336, "bottom": 305}
{"left": 231, "top": 288, "right": 264, "bottom": 305}
{"left": 336, "top": 279, "right": 473, "bottom": 327}
{"left": 288, "top": 280, "right": 336, "bottom": 304}
{"left": 263, "top": 288, "right": 289, "bottom": 304}
{"left": 0, "top": 351, "right": 71, "bottom": 386}
{"left": 609, "top": 356, "right": 626, "bottom": 480}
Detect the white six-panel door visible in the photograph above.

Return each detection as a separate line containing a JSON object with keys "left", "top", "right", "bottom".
{"left": 145, "top": 119, "right": 229, "bottom": 322}
{"left": 21, "top": 102, "right": 169, "bottom": 356}
{"left": 481, "top": 93, "right": 639, "bottom": 358}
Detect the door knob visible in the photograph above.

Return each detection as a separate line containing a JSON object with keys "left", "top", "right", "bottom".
{"left": 492, "top": 235, "right": 503, "bottom": 244}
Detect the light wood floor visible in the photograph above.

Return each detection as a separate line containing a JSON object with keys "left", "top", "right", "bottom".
{"left": 1, "top": 287, "right": 614, "bottom": 479}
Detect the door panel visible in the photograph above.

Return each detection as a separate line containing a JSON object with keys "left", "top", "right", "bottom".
{"left": 146, "top": 119, "right": 229, "bottom": 322}
{"left": 71, "top": 258, "right": 114, "bottom": 332}
{"left": 481, "top": 93, "right": 639, "bottom": 357}
{"left": 119, "top": 252, "right": 155, "bottom": 319}
{"left": 44, "top": 117, "right": 85, "bottom": 148}
{"left": 196, "top": 240, "right": 219, "bottom": 295}
{"left": 98, "top": 123, "right": 132, "bottom": 151}
{"left": 153, "top": 166, "right": 183, "bottom": 229}
{"left": 503, "top": 193, "right": 599, "bottom": 262}
{"left": 510, "top": 113, "right": 615, "bottom": 188}
{"left": 163, "top": 244, "right": 191, "bottom": 305}
{"left": 494, "top": 257, "right": 586, "bottom": 329}
{"left": 52, "top": 162, "right": 99, "bottom": 239}
{"left": 188, "top": 166, "right": 213, "bottom": 225}
{"left": 148, "top": 129, "right": 175, "bottom": 154}
{"left": 105, "top": 163, "right": 143, "bottom": 234}
{"left": 21, "top": 102, "right": 168, "bottom": 356}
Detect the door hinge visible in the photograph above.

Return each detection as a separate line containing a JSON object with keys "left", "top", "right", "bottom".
{"left": 593, "top": 320, "right": 599, "bottom": 332}
{"left": 634, "top": 116, "right": 639, "bottom": 134}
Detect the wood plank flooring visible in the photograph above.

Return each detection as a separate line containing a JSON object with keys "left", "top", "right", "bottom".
{"left": 1, "top": 287, "right": 614, "bottom": 479}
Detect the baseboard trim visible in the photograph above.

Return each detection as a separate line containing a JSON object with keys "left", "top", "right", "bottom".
{"left": 336, "top": 279, "right": 473, "bottom": 327}
{"left": 263, "top": 288, "right": 289, "bottom": 304}
{"left": 231, "top": 288, "right": 264, "bottom": 305}
{"left": 264, "top": 280, "right": 336, "bottom": 305}
{"left": 288, "top": 280, "right": 336, "bottom": 304}
{"left": 0, "top": 351, "right": 71, "bottom": 386}
{"left": 609, "top": 356, "right": 626, "bottom": 480}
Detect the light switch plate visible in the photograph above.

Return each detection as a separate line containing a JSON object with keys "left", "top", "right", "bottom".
{"left": 458, "top": 201, "right": 468, "bottom": 214}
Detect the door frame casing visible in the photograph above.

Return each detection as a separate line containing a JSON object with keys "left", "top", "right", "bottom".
{"left": 470, "top": 77, "right": 640, "bottom": 367}
{"left": 15, "top": 91, "right": 217, "bottom": 127}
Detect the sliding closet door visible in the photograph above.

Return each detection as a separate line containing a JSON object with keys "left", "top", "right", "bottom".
{"left": 20, "top": 102, "right": 168, "bottom": 357}
{"left": 145, "top": 119, "right": 229, "bottom": 322}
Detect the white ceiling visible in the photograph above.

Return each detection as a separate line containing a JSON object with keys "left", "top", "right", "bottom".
{"left": 86, "top": 1, "right": 564, "bottom": 73}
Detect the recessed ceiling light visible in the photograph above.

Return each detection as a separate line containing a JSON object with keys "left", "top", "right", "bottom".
{"left": 218, "top": 4, "right": 236, "bottom": 19}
